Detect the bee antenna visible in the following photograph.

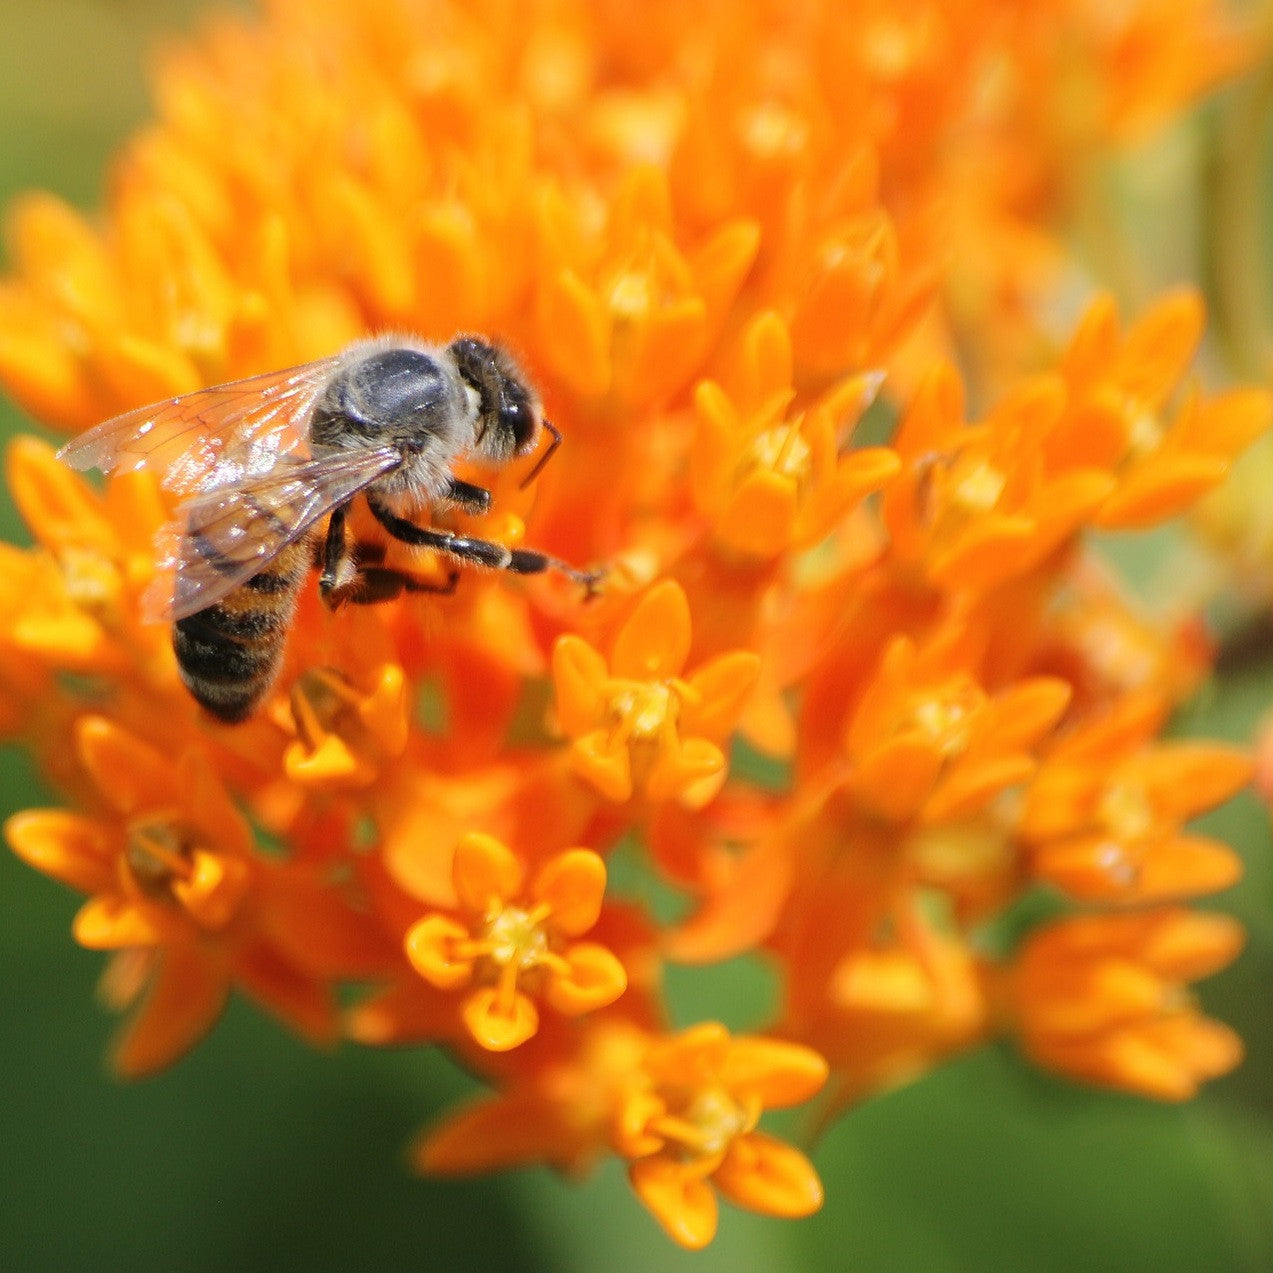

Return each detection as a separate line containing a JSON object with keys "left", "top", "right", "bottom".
{"left": 519, "top": 419, "right": 562, "bottom": 489}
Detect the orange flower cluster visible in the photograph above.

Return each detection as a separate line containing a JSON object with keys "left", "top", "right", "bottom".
{"left": 0, "top": 0, "right": 1265, "bottom": 1249}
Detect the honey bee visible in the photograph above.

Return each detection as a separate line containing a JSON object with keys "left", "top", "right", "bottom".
{"left": 59, "top": 334, "right": 595, "bottom": 723}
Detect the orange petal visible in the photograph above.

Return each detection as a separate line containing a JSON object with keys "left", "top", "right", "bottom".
{"left": 718, "top": 1037, "right": 830, "bottom": 1107}
{"left": 717, "top": 468, "right": 800, "bottom": 558}
{"left": 544, "top": 941, "right": 628, "bottom": 1014}
{"left": 1096, "top": 453, "right": 1228, "bottom": 527}
{"left": 1180, "top": 388, "right": 1273, "bottom": 454}
{"left": 714, "top": 1132, "right": 824, "bottom": 1218}
{"left": 452, "top": 832, "right": 523, "bottom": 914}
{"left": 629, "top": 1157, "right": 719, "bottom": 1250}
{"left": 664, "top": 838, "right": 792, "bottom": 964}
{"left": 614, "top": 1089, "right": 668, "bottom": 1159}
{"left": 75, "top": 716, "right": 172, "bottom": 816}
{"left": 1138, "top": 745, "right": 1252, "bottom": 818}
{"left": 413, "top": 1090, "right": 593, "bottom": 1175}
{"left": 235, "top": 939, "right": 338, "bottom": 1045}
{"left": 1119, "top": 289, "right": 1204, "bottom": 408}
{"left": 461, "top": 986, "right": 539, "bottom": 1051}
{"left": 111, "top": 943, "right": 230, "bottom": 1079}
{"left": 171, "top": 850, "right": 252, "bottom": 931}
{"left": 613, "top": 580, "right": 692, "bottom": 679}
{"left": 284, "top": 734, "right": 372, "bottom": 787}
{"left": 531, "top": 848, "right": 607, "bottom": 934}
{"left": 7, "top": 435, "right": 112, "bottom": 549}
{"left": 404, "top": 914, "right": 474, "bottom": 990}
{"left": 848, "top": 737, "right": 943, "bottom": 823}
{"left": 73, "top": 895, "right": 161, "bottom": 949}
{"left": 6, "top": 809, "right": 116, "bottom": 894}
{"left": 552, "top": 635, "right": 609, "bottom": 735}
{"left": 646, "top": 737, "right": 726, "bottom": 804}
{"left": 683, "top": 651, "right": 761, "bottom": 741}
{"left": 571, "top": 732, "right": 634, "bottom": 802}
{"left": 537, "top": 267, "right": 610, "bottom": 399}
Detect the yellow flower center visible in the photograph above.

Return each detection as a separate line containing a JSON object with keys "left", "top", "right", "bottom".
{"left": 683, "top": 1085, "right": 752, "bottom": 1156}
{"left": 125, "top": 817, "right": 196, "bottom": 897}
{"left": 609, "top": 679, "right": 681, "bottom": 741}
{"left": 1126, "top": 404, "right": 1164, "bottom": 457}
{"left": 653, "top": 1083, "right": 759, "bottom": 1161}
{"left": 482, "top": 904, "right": 551, "bottom": 971}
{"left": 737, "top": 102, "right": 808, "bottom": 160}
{"left": 608, "top": 270, "right": 655, "bottom": 320}
{"left": 1098, "top": 781, "right": 1155, "bottom": 841}
{"left": 58, "top": 546, "right": 122, "bottom": 617}
{"left": 289, "top": 667, "right": 362, "bottom": 749}
{"left": 747, "top": 425, "right": 813, "bottom": 485}
{"left": 911, "top": 695, "right": 973, "bottom": 757}
{"left": 951, "top": 460, "right": 1006, "bottom": 513}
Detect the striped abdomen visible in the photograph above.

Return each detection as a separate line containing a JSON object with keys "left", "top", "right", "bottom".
{"left": 172, "top": 539, "right": 310, "bottom": 723}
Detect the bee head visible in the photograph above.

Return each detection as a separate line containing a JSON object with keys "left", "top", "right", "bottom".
{"left": 448, "top": 336, "right": 540, "bottom": 463}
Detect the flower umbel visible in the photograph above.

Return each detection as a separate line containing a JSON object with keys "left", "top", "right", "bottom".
{"left": 0, "top": 0, "right": 1266, "bottom": 1251}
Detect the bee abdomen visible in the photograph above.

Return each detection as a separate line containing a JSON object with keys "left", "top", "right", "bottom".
{"left": 173, "top": 545, "right": 307, "bottom": 723}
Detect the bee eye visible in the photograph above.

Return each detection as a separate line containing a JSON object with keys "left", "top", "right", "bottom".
{"left": 499, "top": 386, "right": 537, "bottom": 454}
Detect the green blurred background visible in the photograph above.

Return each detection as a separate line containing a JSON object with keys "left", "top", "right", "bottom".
{"left": 2, "top": 3, "right": 1273, "bottom": 1270}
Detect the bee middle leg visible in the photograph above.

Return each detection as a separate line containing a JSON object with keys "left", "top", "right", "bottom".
{"left": 366, "top": 494, "right": 603, "bottom": 594}
{"left": 318, "top": 503, "right": 459, "bottom": 608}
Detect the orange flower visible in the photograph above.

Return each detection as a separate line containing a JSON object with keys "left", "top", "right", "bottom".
{"left": 404, "top": 832, "right": 627, "bottom": 1050}
{"left": 1020, "top": 693, "right": 1250, "bottom": 903}
{"left": 1006, "top": 909, "right": 1244, "bottom": 1100}
{"left": 1054, "top": 291, "right": 1273, "bottom": 527}
{"left": 5, "top": 716, "right": 387, "bottom": 1075}
{"left": 833, "top": 633, "right": 1072, "bottom": 825}
{"left": 614, "top": 1022, "right": 827, "bottom": 1249}
{"left": 533, "top": 167, "right": 758, "bottom": 414}
{"left": 882, "top": 362, "right": 1115, "bottom": 594}
{"left": 2, "top": 437, "right": 170, "bottom": 681}
{"left": 552, "top": 580, "right": 760, "bottom": 807}
{"left": 270, "top": 662, "right": 408, "bottom": 789}
{"left": 0, "top": 0, "right": 1265, "bottom": 1249}
{"left": 691, "top": 311, "right": 899, "bottom": 560}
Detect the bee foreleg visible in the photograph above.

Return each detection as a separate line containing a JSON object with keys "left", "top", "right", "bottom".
{"left": 367, "top": 494, "right": 602, "bottom": 594}
{"left": 442, "top": 478, "right": 492, "bottom": 516}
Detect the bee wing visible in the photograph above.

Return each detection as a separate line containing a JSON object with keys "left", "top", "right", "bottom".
{"left": 143, "top": 445, "right": 402, "bottom": 623}
{"left": 58, "top": 358, "right": 343, "bottom": 492}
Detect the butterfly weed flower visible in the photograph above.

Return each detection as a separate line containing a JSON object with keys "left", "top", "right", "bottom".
{"left": 0, "top": 0, "right": 1269, "bottom": 1251}
{"left": 404, "top": 832, "right": 627, "bottom": 1050}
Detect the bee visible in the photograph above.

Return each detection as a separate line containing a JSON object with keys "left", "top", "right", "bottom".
{"left": 59, "top": 334, "right": 596, "bottom": 723}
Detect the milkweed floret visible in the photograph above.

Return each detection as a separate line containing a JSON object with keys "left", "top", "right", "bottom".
{"left": 404, "top": 832, "right": 627, "bottom": 1051}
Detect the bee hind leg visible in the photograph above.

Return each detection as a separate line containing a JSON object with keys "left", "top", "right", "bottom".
{"left": 330, "top": 559, "right": 460, "bottom": 606}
